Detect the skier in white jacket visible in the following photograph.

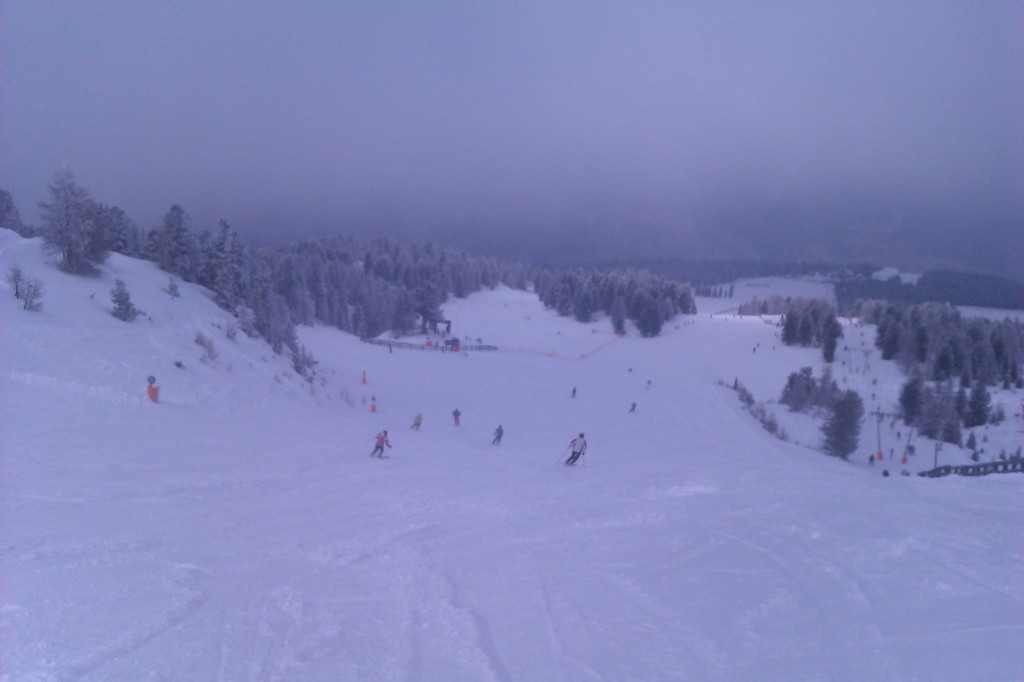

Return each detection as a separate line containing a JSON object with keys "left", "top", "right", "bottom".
{"left": 566, "top": 433, "right": 587, "bottom": 465}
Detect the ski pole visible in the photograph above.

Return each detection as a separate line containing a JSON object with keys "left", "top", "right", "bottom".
{"left": 556, "top": 445, "right": 570, "bottom": 464}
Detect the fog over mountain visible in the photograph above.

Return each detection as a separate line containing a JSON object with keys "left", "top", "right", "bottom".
{"left": 1, "top": 2, "right": 1020, "bottom": 277}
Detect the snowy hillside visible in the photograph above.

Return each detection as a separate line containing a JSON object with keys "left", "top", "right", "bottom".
{"left": 2, "top": 230, "right": 1022, "bottom": 681}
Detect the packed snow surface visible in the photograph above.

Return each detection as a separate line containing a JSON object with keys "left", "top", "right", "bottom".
{"left": 2, "top": 230, "right": 1022, "bottom": 681}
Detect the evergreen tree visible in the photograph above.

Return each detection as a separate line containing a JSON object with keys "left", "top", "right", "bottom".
{"left": 780, "top": 367, "right": 837, "bottom": 413}
{"left": 966, "top": 321, "right": 997, "bottom": 386}
{"left": 822, "top": 317, "right": 842, "bottom": 362}
{"left": 677, "top": 284, "right": 697, "bottom": 314}
{"left": 251, "top": 287, "right": 294, "bottom": 353}
{"left": 80, "top": 199, "right": 122, "bottom": 262}
{"left": 781, "top": 314, "right": 798, "bottom": 344}
{"left": 212, "top": 222, "right": 245, "bottom": 309}
{"left": 815, "top": 367, "right": 839, "bottom": 409}
{"left": 149, "top": 204, "right": 198, "bottom": 280}
{"left": 954, "top": 386, "right": 968, "bottom": 420}
{"left": 941, "top": 409, "right": 962, "bottom": 446}
{"left": 610, "top": 295, "right": 627, "bottom": 334}
{"left": 915, "top": 384, "right": 940, "bottom": 439}
{"left": 0, "top": 189, "right": 30, "bottom": 236}
{"left": 798, "top": 315, "right": 814, "bottom": 346}
{"left": 918, "top": 383, "right": 957, "bottom": 441}
{"left": 193, "top": 227, "right": 215, "bottom": 288}
{"left": 822, "top": 389, "right": 864, "bottom": 459}
{"left": 288, "top": 340, "right": 318, "bottom": 381}
{"left": 780, "top": 368, "right": 817, "bottom": 412}
{"left": 95, "top": 204, "right": 141, "bottom": 257}
{"left": 573, "top": 285, "right": 596, "bottom": 323}
{"left": 554, "top": 276, "right": 574, "bottom": 317}
{"left": 633, "top": 292, "right": 663, "bottom": 337}
{"left": 390, "top": 289, "right": 418, "bottom": 335}
{"left": 899, "top": 376, "right": 923, "bottom": 426}
{"left": 39, "top": 169, "right": 107, "bottom": 274}
{"left": 110, "top": 279, "right": 139, "bottom": 321}
{"left": 412, "top": 281, "right": 444, "bottom": 332}
{"left": 878, "top": 311, "right": 902, "bottom": 360}
{"left": 965, "top": 383, "right": 991, "bottom": 428}
{"left": 932, "top": 344, "right": 954, "bottom": 381}
{"left": 914, "top": 327, "right": 929, "bottom": 363}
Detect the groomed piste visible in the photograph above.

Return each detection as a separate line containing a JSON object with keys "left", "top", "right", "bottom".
{"left": 3, "top": 229, "right": 1022, "bottom": 681}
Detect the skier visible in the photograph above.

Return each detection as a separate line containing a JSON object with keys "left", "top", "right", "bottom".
{"left": 371, "top": 430, "right": 391, "bottom": 458}
{"left": 565, "top": 433, "right": 587, "bottom": 465}
{"left": 452, "top": 408, "right": 461, "bottom": 426}
{"left": 411, "top": 413, "right": 422, "bottom": 430}
{"left": 571, "top": 387, "right": 577, "bottom": 398}
{"left": 492, "top": 424, "right": 504, "bottom": 445}
{"left": 629, "top": 402, "right": 636, "bottom": 413}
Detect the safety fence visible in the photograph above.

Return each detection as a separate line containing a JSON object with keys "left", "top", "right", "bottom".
{"left": 361, "top": 338, "right": 498, "bottom": 352}
{"left": 918, "top": 459, "right": 1024, "bottom": 478}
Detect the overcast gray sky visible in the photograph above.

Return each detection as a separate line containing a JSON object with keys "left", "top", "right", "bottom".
{"left": 1, "top": 2, "right": 1021, "bottom": 274}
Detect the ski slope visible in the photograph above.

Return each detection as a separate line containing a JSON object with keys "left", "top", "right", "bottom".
{"left": 2, "top": 230, "right": 1022, "bottom": 681}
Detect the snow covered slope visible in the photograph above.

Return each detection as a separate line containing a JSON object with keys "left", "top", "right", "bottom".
{"left": 2, "top": 230, "right": 1022, "bottom": 681}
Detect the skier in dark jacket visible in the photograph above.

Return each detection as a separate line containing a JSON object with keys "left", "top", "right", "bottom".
{"left": 492, "top": 425, "right": 504, "bottom": 445}
{"left": 566, "top": 433, "right": 587, "bottom": 465}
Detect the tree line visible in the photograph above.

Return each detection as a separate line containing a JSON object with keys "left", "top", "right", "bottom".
{"left": 855, "top": 300, "right": 1021, "bottom": 450}
{"left": 3, "top": 173, "right": 530, "bottom": 377}
{"left": 532, "top": 268, "right": 696, "bottom": 337}
{"left": 738, "top": 295, "right": 844, "bottom": 363}
{"left": 603, "top": 258, "right": 874, "bottom": 291}
{"left": 857, "top": 300, "right": 1022, "bottom": 389}
{"left": 778, "top": 367, "right": 865, "bottom": 460}
{"left": 836, "top": 271, "right": 1024, "bottom": 311}
{"left": 5, "top": 171, "right": 699, "bottom": 380}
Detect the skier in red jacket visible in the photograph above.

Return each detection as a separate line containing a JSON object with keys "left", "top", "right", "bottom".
{"left": 371, "top": 430, "right": 391, "bottom": 458}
